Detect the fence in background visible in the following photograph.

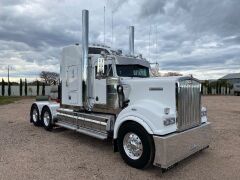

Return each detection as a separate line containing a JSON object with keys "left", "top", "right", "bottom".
{"left": 0, "top": 84, "right": 235, "bottom": 97}
{"left": 0, "top": 85, "right": 52, "bottom": 96}
{"left": 202, "top": 86, "right": 234, "bottom": 95}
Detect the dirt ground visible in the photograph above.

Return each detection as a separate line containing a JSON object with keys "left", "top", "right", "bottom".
{"left": 0, "top": 96, "right": 240, "bottom": 180}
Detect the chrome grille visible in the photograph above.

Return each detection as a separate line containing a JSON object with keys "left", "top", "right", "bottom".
{"left": 176, "top": 79, "right": 201, "bottom": 131}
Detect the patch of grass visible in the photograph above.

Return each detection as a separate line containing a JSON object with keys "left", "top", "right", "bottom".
{"left": 0, "top": 96, "right": 32, "bottom": 105}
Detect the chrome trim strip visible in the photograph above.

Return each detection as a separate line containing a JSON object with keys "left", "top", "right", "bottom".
{"left": 57, "top": 112, "right": 107, "bottom": 126}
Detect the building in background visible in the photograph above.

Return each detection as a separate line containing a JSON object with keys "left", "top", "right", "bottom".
{"left": 219, "top": 73, "right": 240, "bottom": 85}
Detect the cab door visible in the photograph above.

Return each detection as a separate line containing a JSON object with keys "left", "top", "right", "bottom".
{"left": 94, "top": 65, "right": 113, "bottom": 105}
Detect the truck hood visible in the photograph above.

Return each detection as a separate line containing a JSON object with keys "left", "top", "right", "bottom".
{"left": 120, "top": 76, "right": 192, "bottom": 113}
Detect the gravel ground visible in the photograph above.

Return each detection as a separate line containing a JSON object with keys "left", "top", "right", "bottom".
{"left": 0, "top": 96, "right": 240, "bottom": 180}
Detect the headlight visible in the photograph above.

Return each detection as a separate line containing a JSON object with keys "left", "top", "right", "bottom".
{"left": 163, "top": 117, "right": 175, "bottom": 126}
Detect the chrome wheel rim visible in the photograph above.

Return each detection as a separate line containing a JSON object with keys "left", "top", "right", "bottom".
{"left": 32, "top": 109, "right": 38, "bottom": 123}
{"left": 43, "top": 111, "right": 50, "bottom": 126}
{"left": 123, "top": 132, "right": 143, "bottom": 160}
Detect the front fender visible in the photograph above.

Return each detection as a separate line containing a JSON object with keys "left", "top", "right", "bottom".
{"left": 114, "top": 99, "right": 177, "bottom": 139}
{"left": 113, "top": 115, "right": 154, "bottom": 139}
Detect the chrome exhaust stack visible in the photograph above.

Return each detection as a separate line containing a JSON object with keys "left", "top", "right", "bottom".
{"left": 129, "top": 26, "right": 134, "bottom": 56}
{"left": 82, "top": 9, "right": 93, "bottom": 110}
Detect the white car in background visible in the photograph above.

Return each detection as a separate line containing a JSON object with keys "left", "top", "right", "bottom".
{"left": 233, "top": 83, "right": 240, "bottom": 96}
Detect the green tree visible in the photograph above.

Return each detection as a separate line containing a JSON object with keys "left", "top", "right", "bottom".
{"left": 1, "top": 79, "right": 5, "bottom": 96}
{"left": 20, "top": 79, "right": 23, "bottom": 96}
{"left": 216, "top": 81, "right": 219, "bottom": 94}
{"left": 37, "top": 80, "right": 40, "bottom": 96}
{"left": 208, "top": 81, "right": 211, "bottom": 94}
{"left": 229, "top": 84, "right": 233, "bottom": 94}
{"left": 225, "top": 82, "right": 229, "bottom": 95}
{"left": 218, "top": 80, "right": 227, "bottom": 95}
{"left": 2, "top": 79, "right": 5, "bottom": 96}
{"left": 209, "top": 81, "right": 217, "bottom": 95}
{"left": 42, "top": 83, "right": 45, "bottom": 95}
{"left": 8, "top": 81, "right": 11, "bottom": 96}
{"left": 201, "top": 80, "right": 209, "bottom": 95}
{"left": 25, "top": 78, "right": 28, "bottom": 96}
{"left": 40, "top": 71, "right": 59, "bottom": 85}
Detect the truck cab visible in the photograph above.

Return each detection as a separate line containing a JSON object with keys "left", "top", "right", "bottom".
{"left": 30, "top": 44, "right": 211, "bottom": 169}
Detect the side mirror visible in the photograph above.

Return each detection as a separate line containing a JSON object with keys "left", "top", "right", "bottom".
{"left": 97, "top": 57, "right": 105, "bottom": 75}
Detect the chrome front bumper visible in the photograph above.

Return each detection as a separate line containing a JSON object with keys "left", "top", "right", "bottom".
{"left": 153, "top": 122, "right": 211, "bottom": 168}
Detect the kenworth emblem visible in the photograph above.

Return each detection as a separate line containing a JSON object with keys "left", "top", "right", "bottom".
{"left": 186, "top": 80, "right": 193, "bottom": 85}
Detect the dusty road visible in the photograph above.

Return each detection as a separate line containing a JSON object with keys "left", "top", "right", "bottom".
{"left": 0, "top": 96, "right": 240, "bottom": 180}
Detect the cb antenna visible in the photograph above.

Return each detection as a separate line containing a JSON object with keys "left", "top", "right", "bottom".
{"left": 148, "top": 25, "right": 151, "bottom": 61}
{"left": 104, "top": 6, "right": 106, "bottom": 46}
{"left": 111, "top": 10, "right": 114, "bottom": 47}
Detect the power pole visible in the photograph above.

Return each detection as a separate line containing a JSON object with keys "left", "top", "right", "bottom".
{"left": 8, "top": 65, "right": 9, "bottom": 84}
{"left": 7, "top": 65, "right": 11, "bottom": 96}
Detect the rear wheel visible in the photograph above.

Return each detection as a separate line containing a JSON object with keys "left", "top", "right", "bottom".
{"left": 41, "top": 107, "right": 53, "bottom": 131}
{"left": 30, "top": 104, "right": 41, "bottom": 126}
{"left": 117, "top": 122, "right": 155, "bottom": 169}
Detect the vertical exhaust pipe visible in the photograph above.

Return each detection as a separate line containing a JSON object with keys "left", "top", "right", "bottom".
{"left": 82, "top": 9, "right": 91, "bottom": 110}
{"left": 129, "top": 26, "right": 134, "bottom": 56}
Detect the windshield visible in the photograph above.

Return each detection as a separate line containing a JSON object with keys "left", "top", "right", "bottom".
{"left": 116, "top": 65, "right": 149, "bottom": 78}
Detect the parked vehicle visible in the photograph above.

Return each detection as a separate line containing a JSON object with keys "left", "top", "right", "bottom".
{"left": 29, "top": 9, "right": 211, "bottom": 170}
{"left": 233, "top": 83, "right": 240, "bottom": 96}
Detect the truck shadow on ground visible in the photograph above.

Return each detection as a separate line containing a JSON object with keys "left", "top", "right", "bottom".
{"left": 50, "top": 126, "right": 210, "bottom": 176}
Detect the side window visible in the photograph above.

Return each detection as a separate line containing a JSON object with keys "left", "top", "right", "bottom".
{"left": 95, "top": 65, "right": 113, "bottom": 78}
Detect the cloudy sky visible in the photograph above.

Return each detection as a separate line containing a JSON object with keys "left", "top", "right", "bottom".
{"left": 0, "top": 0, "right": 240, "bottom": 81}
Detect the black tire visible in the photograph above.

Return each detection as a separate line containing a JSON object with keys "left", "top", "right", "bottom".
{"left": 117, "top": 122, "right": 155, "bottom": 169}
{"left": 30, "top": 104, "right": 41, "bottom": 126}
{"left": 41, "top": 107, "right": 53, "bottom": 131}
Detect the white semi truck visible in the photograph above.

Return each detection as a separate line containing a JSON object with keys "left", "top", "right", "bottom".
{"left": 29, "top": 10, "right": 211, "bottom": 170}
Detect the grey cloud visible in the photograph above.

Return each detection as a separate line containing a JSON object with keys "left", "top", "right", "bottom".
{"left": 139, "top": 0, "right": 167, "bottom": 18}
{"left": 0, "top": 0, "right": 26, "bottom": 6}
{"left": 0, "top": 0, "right": 239, "bottom": 80}
{"left": 0, "top": 14, "right": 77, "bottom": 49}
{"left": 0, "top": 70, "right": 40, "bottom": 78}
{"left": 106, "top": 0, "right": 129, "bottom": 13}
{"left": 159, "top": 46, "right": 240, "bottom": 71}
{"left": 139, "top": 0, "right": 240, "bottom": 37}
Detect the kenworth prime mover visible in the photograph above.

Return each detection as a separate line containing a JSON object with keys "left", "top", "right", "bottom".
{"left": 30, "top": 10, "right": 211, "bottom": 170}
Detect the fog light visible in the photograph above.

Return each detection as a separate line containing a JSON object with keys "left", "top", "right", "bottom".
{"left": 163, "top": 117, "right": 175, "bottom": 126}
{"left": 117, "top": 85, "right": 123, "bottom": 93}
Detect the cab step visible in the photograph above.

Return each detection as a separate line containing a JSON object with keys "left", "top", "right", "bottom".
{"left": 55, "top": 121, "right": 108, "bottom": 140}
{"left": 55, "top": 108, "right": 115, "bottom": 140}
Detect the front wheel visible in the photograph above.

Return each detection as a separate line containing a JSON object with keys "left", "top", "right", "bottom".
{"left": 41, "top": 107, "right": 53, "bottom": 131}
{"left": 117, "top": 122, "right": 155, "bottom": 169}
